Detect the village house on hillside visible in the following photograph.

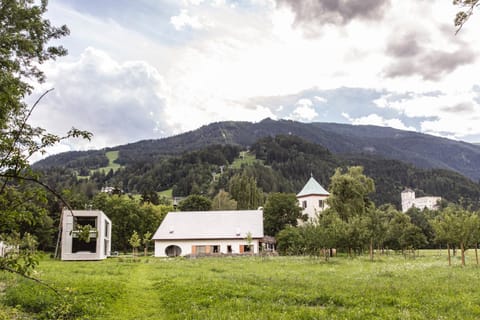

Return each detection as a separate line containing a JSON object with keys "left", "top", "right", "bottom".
{"left": 297, "top": 175, "right": 330, "bottom": 221}
{"left": 61, "top": 209, "right": 112, "bottom": 261}
{"left": 401, "top": 188, "right": 441, "bottom": 213}
{"left": 152, "top": 210, "right": 264, "bottom": 257}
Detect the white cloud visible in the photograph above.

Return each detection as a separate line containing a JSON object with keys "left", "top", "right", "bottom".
{"left": 170, "top": 9, "right": 206, "bottom": 30}
{"left": 288, "top": 99, "right": 318, "bottom": 121}
{"left": 372, "top": 90, "right": 480, "bottom": 139}
{"left": 342, "top": 113, "right": 416, "bottom": 132}
{"left": 36, "top": 0, "right": 480, "bottom": 155}
{"left": 30, "top": 48, "right": 171, "bottom": 151}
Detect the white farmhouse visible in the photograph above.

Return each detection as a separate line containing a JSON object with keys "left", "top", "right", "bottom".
{"left": 61, "top": 210, "right": 112, "bottom": 261}
{"left": 401, "top": 188, "right": 441, "bottom": 213}
{"left": 153, "top": 210, "right": 264, "bottom": 257}
{"left": 297, "top": 176, "right": 330, "bottom": 221}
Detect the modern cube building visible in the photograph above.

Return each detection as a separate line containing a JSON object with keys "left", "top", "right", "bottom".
{"left": 61, "top": 209, "right": 112, "bottom": 260}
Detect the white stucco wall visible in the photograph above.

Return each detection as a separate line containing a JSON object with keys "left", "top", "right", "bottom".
{"left": 0, "top": 241, "right": 5, "bottom": 257}
{"left": 298, "top": 194, "right": 329, "bottom": 222}
{"left": 401, "top": 193, "right": 441, "bottom": 213}
{"left": 154, "top": 239, "right": 261, "bottom": 257}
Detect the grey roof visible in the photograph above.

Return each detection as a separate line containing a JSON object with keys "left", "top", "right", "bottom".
{"left": 152, "top": 210, "right": 264, "bottom": 240}
{"left": 297, "top": 176, "right": 329, "bottom": 197}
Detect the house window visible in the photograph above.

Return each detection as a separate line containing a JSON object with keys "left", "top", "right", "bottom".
{"left": 72, "top": 237, "right": 96, "bottom": 253}
{"left": 241, "top": 245, "right": 252, "bottom": 253}
{"left": 319, "top": 200, "right": 324, "bottom": 209}
{"left": 195, "top": 245, "right": 206, "bottom": 254}
{"left": 227, "top": 245, "right": 232, "bottom": 254}
{"left": 212, "top": 245, "right": 220, "bottom": 253}
{"left": 105, "top": 221, "right": 109, "bottom": 238}
{"left": 72, "top": 216, "right": 98, "bottom": 253}
{"left": 74, "top": 216, "right": 97, "bottom": 228}
{"left": 302, "top": 200, "right": 307, "bottom": 209}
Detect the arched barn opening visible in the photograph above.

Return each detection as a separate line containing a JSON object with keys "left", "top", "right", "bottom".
{"left": 165, "top": 245, "right": 182, "bottom": 257}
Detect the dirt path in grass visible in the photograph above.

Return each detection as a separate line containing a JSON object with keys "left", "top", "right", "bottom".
{"left": 102, "top": 262, "right": 165, "bottom": 320}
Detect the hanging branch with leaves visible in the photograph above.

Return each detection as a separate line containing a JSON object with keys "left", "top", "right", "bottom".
{"left": 453, "top": 0, "right": 480, "bottom": 33}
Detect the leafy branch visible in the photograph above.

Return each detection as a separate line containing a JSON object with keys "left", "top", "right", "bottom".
{"left": 454, "top": 0, "right": 480, "bottom": 34}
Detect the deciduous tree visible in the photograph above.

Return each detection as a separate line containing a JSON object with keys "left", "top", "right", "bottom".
{"left": 228, "top": 173, "right": 264, "bottom": 210}
{"left": 129, "top": 231, "right": 141, "bottom": 257}
{"left": 211, "top": 189, "right": 237, "bottom": 210}
{"left": 263, "top": 192, "right": 303, "bottom": 236}
{"left": 0, "top": 0, "right": 90, "bottom": 277}
{"left": 327, "top": 166, "right": 375, "bottom": 222}
{"left": 177, "top": 194, "right": 212, "bottom": 211}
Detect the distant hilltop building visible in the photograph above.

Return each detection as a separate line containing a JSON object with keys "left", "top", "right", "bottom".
{"left": 297, "top": 175, "right": 330, "bottom": 221}
{"left": 401, "top": 188, "right": 441, "bottom": 213}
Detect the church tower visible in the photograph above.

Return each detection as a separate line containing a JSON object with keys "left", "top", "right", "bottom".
{"left": 297, "top": 176, "right": 330, "bottom": 222}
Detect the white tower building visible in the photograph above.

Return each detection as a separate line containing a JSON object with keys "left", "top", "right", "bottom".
{"left": 297, "top": 176, "right": 330, "bottom": 222}
{"left": 401, "top": 188, "right": 441, "bottom": 213}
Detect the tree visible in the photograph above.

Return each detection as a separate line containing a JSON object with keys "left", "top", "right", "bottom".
{"left": 276, "top": 225, "right": 304, "bottom": 255}
{"left": 263, "top": 192, "right": 303, "bottom": 236}
{"left": 327, "top": 166, "right": 375, "bottom": 222}
{"left": 128, "top": 231, "right": 141, "bottom": 257}
{"left": 326, "top": 166, "right": 375, "bottom": 255}
{"left": 385, "top": 210, "right": 426, "bottom": 256}
{"left": 92, "top": 193, "right": 170, "bottom": 251}
{"left": 0, "top": 0, "right": 91, "bottom": 277}
{"left": 177, "top": 194, "right": 212, "bottom": 211}
{"left": 431, "top": 205, "right": 479, "bottom": 266}
{"left": 140, "top": 190, "right": 160, "bottom": 205}
{"left": 143, "top": 231, "right": 152, "bottom": 256}
{"left": 454, "top": 0, "right": 479, "bottom": 33}
{"left": 364, "top": 207, "right": 389, "bottom": 260}
{"left": 228, "top": 173, "right": 264, "bottom": 210}
{"left": 211, "top": 189, "right": 237, "bottom": 210}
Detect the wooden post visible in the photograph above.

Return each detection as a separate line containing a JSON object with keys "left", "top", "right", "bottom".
{"left": 369, "top": 239, "right": 374, "bottom": 261}
{"left": 476, "top": 243, "right": 479, "bottom": 266}
{"left": 447, "top": 243, "right": 451, "bottom": 266}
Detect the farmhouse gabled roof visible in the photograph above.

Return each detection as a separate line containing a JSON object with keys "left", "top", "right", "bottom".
{"left": 297, "top": 176, "right": 329, "bottom": 198}
{"left": 152, "top": 210, "right": 264, "bottom": 240}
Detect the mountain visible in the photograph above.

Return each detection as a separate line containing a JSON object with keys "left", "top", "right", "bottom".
{"left": 34, "top": 118, "right": 480, "bottom": 181}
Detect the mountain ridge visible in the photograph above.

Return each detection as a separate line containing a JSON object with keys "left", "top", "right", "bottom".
{"left": 34, "top": 119, "right": 480, "bottom": 181}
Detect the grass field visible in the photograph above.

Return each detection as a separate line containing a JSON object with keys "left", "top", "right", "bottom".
{"left": 77, "top": 151, "right": 123, "bottom": 180}
{"left": 230, "top": 151, "right": 264, "bottom": 169}
{"left": 94, "top": 150, "right": 122, "bottom": 174}
{"left": 2, "top": 252, "right": 480, "bottom": 319}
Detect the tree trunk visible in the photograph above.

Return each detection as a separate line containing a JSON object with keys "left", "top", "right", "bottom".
{"left": 461, "top": 242, "right": 465, "bottom": 267}
{"left": 144, "top": 246, "right": 147, "bottom": 257}
{"left": 369, "top": 239, "right": 374, "bottom": 261}
{"left": 447, "top": 243, "right": 451, "bottom": 266}
{"left": 476, "top": 243, "right": 479, "bottom": 266}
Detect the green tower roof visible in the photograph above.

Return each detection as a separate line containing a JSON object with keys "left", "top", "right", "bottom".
{"left": 297, "top": 176, "right": 329, "bottom": 197}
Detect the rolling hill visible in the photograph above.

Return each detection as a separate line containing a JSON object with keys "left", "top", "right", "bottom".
{"left": 34, "top": 119, "right": 480, "bottom": 182}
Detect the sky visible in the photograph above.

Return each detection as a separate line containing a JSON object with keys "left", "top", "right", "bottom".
{"left": 28, "top": 0, "right": 480, "bottom": 157}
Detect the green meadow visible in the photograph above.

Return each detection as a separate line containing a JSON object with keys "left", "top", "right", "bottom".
{"left": 2, "top": 252, "right": 480, "bottom": 319}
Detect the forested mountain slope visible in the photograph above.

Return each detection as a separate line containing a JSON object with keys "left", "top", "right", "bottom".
{"left": 34, "top": 119, "right": 480, "bottom": 182}
{"left": 36, "top": 135, "right": 480, "bottom": 210}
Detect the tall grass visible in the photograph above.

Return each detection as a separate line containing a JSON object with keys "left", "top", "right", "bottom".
{"left": 2, "top": 253, "right": 480, "bottom": 319}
